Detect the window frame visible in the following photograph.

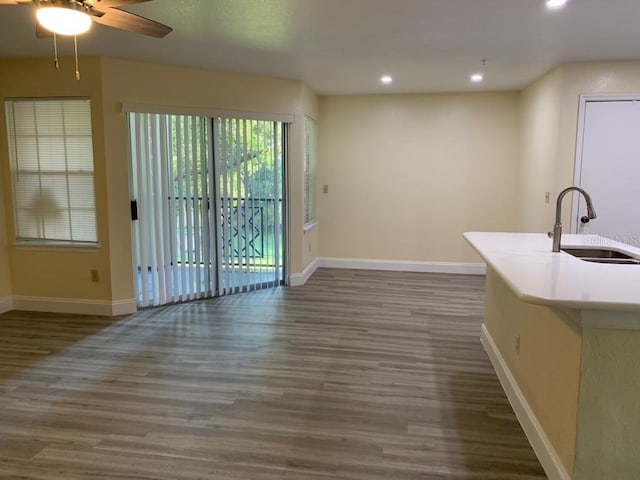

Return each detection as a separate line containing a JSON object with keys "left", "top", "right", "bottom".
{"left": 303, "top": 115, "right": 318, "bottom": 229}
{"left": 4, "top": 97, "right": 99, "bottom": 247}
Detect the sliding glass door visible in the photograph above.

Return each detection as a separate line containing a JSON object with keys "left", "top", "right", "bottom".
{"left": 128, "top": 112, "right": 286, "bottom": 308}
{"left": 214, "top": 118, "right": 285, "bottom": 295}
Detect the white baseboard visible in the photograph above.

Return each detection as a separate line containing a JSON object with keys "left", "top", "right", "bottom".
{"left": 289, "top": 257, "right": 319, "bottom": 286}
{"left": 480, "top": 324, "right": 570, "bottom": 480}
{"left": 318, "top": 257, "right": 486, "bottom": 275}
{"left": 110, "top": 299, "right": 138, "bottom": 316}
{"left": 11, "top": 296, "right": 137, "bottom": 317}
{"left": 0, "top": 295, "right": 12, "bottom": 314}
{"left": 289, "top": 257, "right": 486, "bottom": 287}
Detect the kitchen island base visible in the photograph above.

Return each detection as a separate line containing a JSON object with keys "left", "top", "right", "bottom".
{"left": 481, "top": 266, "right": 640, "bottom": 480}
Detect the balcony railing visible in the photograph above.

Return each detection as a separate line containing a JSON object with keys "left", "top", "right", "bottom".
{"left": 169, "top": 196, "right": 282, "bottom": 268}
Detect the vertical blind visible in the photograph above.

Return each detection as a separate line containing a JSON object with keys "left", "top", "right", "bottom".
{"left": 5, "top": 98, "right": 97, "bottom": 243}
{"left": 129, "top": 113, "right": 213, "bottom": 307}
{"left": 213, "top": 117, "right": 284, "bottom": 295}
{"left": 303, "top": 116, "right": 317, "bottom": 225}
{"left": 128, "top": 112, "right": 285, "bottom": 307}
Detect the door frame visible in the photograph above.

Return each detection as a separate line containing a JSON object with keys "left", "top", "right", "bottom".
{"left": 571, "top": 93, "right": 640, "bottom": 233}
{"left": 126, "top": 109, "right": 291, "bottom": 307}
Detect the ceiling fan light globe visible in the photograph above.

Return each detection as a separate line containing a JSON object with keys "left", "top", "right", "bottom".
{"left": 36, "top": 6, "right": 92, "bottom": 36}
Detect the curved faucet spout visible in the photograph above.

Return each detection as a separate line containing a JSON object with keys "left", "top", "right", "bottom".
{"left": 552, "top": 186, "right": 597, "bottom": 252}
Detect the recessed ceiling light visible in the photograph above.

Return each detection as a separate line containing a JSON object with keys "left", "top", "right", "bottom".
{"left": 546, "top": 0, "right": 568, "bottom": 9}
{"left": 470, "top": 73, "right": 483, "bottom": 83}
{"left": 380, "top": 75, "right": 393, "bottom": 85}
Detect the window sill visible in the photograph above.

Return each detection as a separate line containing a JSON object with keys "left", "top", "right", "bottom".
{"left": 13, "top": 241, "right": 101, "bottom": 253}
{"left": 303, "top": 220, "right": 319, "bottom": 233}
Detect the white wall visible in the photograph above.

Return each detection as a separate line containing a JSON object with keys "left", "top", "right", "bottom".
{"left": 318, "top": 92, "right": 520, "bottom": 263}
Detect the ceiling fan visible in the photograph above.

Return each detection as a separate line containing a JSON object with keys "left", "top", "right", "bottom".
{"left": 0, "top": 0, "right": 172, "bottom": 37}
{"left": 0, "top": 0, "right": 172, "bottom": 78}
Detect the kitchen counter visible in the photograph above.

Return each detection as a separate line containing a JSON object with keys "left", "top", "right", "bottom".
{"left": 464, "top": 231, "right": 640, "bottom": 480}
{"left": 464, "top": 232, "right": 640, "bottom": 329}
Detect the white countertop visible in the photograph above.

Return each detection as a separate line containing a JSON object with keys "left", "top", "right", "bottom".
{"left": 464, "top": 232, "right": 640, "bottom": 314}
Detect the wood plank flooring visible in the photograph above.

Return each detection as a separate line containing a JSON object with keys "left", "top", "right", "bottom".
{"left": 0, "top": 269, "right": 546, "bottom": 479}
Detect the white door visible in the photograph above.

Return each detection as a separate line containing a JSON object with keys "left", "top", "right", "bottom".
{"left": 574, "top": 99, "right": 640, "bottom": 247}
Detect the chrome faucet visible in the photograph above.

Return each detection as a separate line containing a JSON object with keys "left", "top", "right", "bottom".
{"left": 551, "top": 187, "right": 597, "bottom": 252}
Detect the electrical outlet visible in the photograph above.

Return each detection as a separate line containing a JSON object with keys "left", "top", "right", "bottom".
{"left": 322, "top": 184, "right": 329, "bottom": 194}
{"left": 90, "top": 269, "right": 99, "bottom": 283}
{"left": 545, "top": 192, "right": 550, "bottom": 204}
{"left": 515, "top": 334, "right": 521, "bottom": 356}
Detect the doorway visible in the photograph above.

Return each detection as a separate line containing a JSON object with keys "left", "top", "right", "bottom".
{"left": 573, "top": 96, "right": 640, "bottom": 247}
{"left": 127, "top": 112, "right": 287, "bottom": 307}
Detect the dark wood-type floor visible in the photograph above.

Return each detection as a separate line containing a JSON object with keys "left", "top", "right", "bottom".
{"left": 0, "top": 269, "right": 546, "bottom": 479}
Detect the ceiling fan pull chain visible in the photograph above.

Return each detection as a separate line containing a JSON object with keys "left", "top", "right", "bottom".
{"left": 53, "top": 33, "right": 59, "bottom": 70}
{"left": 74, "top": 35, "right": 80, "bottom": 81}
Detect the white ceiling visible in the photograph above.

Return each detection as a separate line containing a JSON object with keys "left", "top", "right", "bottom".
{"left": 1, "top": 0, "right": 640, "bottom": 95}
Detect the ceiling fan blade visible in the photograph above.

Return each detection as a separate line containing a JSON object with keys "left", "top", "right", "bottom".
{"left": 91, "top": 7, "right": 172, "bottom": 38}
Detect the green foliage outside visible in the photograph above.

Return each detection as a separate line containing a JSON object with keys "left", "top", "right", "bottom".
{"left": 168, "top": 116, "right": 284, "bottom": 269}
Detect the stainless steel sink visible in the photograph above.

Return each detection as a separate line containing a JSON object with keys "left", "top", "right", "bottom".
{"left": 562, "top": 247, "right": 640, "bottom": 264}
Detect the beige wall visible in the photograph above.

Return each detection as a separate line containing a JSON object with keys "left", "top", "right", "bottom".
{"left": 518, "top": 61, "right": 640, "bottom": 232}
{"left": 318, "top": 92, "right": 519, "bottom": 263}
{"left": 0, "top": 56, "right": 317, "bottom": 307}
{"left": 574, "top": 327, "right": 640, "bottom": 480}
{"left": 484, "top": 269, "right": 582, "bottom": 476}
{"left": 485, "top": 266, "right": 640, "bottom": 479}
{"left": 517, "top": 67, "right": 564, "bottom": 233}
{"left": 0, "top": 57, "right": 113, "bottom": 301}
{"left": 492, "top": 61, "right": 640, "bottom": 478}
{"left": 0, "top": 166, "right": 11, "bottom": 303}
{"left": 5, "top": 58, "right": 640, "bottom": 305}
{"left": 99, "top": 58, "right": 317, "bottom": 299}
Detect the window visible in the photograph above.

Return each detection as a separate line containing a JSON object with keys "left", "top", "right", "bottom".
{"left": 5, "top": 98, "right": 97, "bottom": 244}
{"left": 303, "top": 116, "right": 317, "bottom": 226}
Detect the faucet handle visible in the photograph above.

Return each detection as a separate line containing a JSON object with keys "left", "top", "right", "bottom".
{"left": 547, "top": 231, "right": 553, "bottom": 238}
{"left": 580, "top": 216, "right": 591, "bottom": 224}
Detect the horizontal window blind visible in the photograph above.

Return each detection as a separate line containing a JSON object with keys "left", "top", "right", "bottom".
{"left": 5, "top": 98, "right": 97, "bottom": 244}
{"left": 303, "top": 116, "right": 317, "bottom": 225}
